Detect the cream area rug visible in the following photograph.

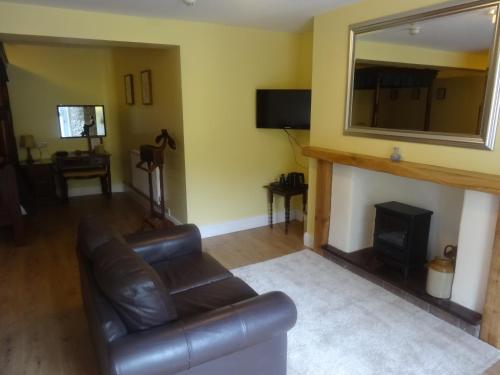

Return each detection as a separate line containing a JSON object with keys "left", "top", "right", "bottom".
{"left": 232, "top": 250, "right": 500, "bottom": 375}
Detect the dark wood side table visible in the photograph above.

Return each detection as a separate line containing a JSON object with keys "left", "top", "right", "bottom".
{"left": 264, "top": 183, "right": 308, "bottom": 234}
{"left": 19, "top": 159, "right": 58, "bottom": 208}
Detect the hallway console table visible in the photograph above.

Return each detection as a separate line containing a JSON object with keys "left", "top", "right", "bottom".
{"left": 52, "top": 151, "right": 111, "bottom": 203}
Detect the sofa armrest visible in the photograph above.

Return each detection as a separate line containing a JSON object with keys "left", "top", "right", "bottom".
{"left": 124, "top": 224, "right": 202, "bottom": 264}
{"left": 108, "top": 291, "right": 297, "bottom": 375}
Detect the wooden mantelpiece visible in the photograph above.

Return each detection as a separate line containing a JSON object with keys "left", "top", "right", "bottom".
{"left": 303, "top": 146, "right": 500, "bottom": 195}
{"left": 303, "top": 145, "right": 500, "bottom": 348}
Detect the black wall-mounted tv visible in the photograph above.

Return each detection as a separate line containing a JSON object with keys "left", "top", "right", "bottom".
{"left": 256, "top": 89, "right": 311, "bottom": 130}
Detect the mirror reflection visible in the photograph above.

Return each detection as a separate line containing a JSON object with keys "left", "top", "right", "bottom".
{"left": 352, "top": 63, "right": 487, "bottom": 134}
{"left": 58, "top": 105, "right": 106, "bottom": 138}
{"left": 347, "top": 3, "right": 499, "bottom": 147}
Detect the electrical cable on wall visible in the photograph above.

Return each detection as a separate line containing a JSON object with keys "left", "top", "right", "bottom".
{"left": 283, "top": 129, "right": 307, "bottom": 169}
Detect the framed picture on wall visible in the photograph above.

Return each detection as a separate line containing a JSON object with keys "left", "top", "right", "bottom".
{"left": 141, "top": 70, "right": 153, "bottom": 105}
{"left": 436, "top": 87, "right": 447, "bottom": 100}
{"left": 124, "top": 74, "right": 134, "bottom": 105}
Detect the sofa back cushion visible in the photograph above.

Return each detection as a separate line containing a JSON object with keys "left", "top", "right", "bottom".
{"left": 77, "top": 215, "right": 116, "bottom": 258}
{"left": 92, "top": 238, "right": 178, "bottom": 332}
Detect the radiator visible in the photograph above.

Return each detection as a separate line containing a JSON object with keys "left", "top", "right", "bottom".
{"left": 129, "top": 149, "right": 162, "bottom": 205}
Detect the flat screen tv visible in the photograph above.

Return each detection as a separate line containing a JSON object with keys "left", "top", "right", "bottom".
{"left": 256, "top": 89, "right": 311, "bottom": 129}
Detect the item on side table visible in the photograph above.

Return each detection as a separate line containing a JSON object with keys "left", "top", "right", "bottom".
{"left": 279, "top": 173, "right": 286, "bottom": 185}
{"left": 77, "top": 216, "right": 297, "bottom": 375}
{"left": 285, "top": 172, "right": 305, "bottom": 188}
{"left": 19, "top": 134, "right": 36, "bottom": 164}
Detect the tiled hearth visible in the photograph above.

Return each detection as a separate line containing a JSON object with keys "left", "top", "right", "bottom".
{"left": 323, "top": 245, "right": 482, "bottom": 337}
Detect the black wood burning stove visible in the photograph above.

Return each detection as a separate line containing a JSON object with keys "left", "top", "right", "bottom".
{"left": 373, "top": 201, "right": 433, "bottom": 278}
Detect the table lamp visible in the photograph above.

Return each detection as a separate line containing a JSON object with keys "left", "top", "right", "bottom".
{"left": 19, "top": 135, "right": 36, "bottom": 164}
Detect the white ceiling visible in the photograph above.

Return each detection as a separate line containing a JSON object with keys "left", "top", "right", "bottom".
{"left": 360, "top": 6, "right": 497, "bottom": 53}
{"left": 1, "top": 0, "right": 359, "bottom": 32}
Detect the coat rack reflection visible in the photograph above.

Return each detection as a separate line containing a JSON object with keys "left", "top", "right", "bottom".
{"left": 136, "top": 129, "right": 176, "bottom": 229}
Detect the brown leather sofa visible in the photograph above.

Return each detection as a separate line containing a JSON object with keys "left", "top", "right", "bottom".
{"left": 77, "top": 217, "right": 297, "bottom": 375}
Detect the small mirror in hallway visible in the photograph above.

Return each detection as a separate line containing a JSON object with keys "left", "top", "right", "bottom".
{"left": 57, "top": 105, "right": 106, "bottom": 138}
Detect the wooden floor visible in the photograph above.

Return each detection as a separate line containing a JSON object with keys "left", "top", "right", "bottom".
{"left": 1, "top": 193, "right": 498, "bottom": 374}
{"left": 0, "top": 193, "right": 305, "bottom": 375}
{"left": 203, "top": 221, "right": 305, "bottom": 269}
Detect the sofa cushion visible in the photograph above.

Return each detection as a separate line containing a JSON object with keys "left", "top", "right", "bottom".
{"left": 92, "top": 238, "right": 178, "bottom": 332}
{"left": 78, "top": 252, "right": 128, "bottom": 343}
{"left": 152, "top": 252, "right": 232, "bottom": 294}
{"left": 172, "top": 277, "right": 258, "bottom": 319}
{"left": 77, "top": 215, "right": 120, "bottom": 258}
{"left": 125, "top": 224, "right": 202, "bottom": 264}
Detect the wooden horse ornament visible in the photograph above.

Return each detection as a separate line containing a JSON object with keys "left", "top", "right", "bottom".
{"left": 136, "top": 129, "right": 176, "bottom": 229}
{"left": 80, "top": 117, "right": 99, "bottom": 152}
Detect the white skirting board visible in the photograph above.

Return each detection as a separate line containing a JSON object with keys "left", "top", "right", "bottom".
{"left": 68, "top": 182, "right": 125, "bottom": 197}
{"left": 125, "top": 185, "right": 304, "bottom": 239}
{"left": 198, "top": 209, "right": 304, "bottom": 238}
{"left": 303, "top": 232, "right": 314, "bottom": 248}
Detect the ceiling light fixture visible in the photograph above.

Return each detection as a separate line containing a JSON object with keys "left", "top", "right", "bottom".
{"left": 182, "top": 0, "right": 197, "bottom": 6}
{"left": 490, "top": 8, "right": 497, "bottom": 24}
{"left": 408, "top": 24, "right": 421, "bottom": 36}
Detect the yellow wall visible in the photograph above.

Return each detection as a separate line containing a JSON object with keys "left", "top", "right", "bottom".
{"left": 377, "top": 87, "right": 428, "bottom": 130}
{"left": 0, "top": 2, "right": 312, "bottom": 226}
{"left": 5, "top": 43, "right": 123, "bottom": 192}
{"left": 111, "top": 46, "right": 188, "bottom": 222}
{"left": 429, "top": 75, "right": 485, "bottom": 134}
{"left": 307, "top": 0, "right": 500, "bottom": 241}
{"left": 294, "top": 31, "right": 314, "bottom": 178}
{"left": 182, "top": 30, "right": 310, "bottom": 224}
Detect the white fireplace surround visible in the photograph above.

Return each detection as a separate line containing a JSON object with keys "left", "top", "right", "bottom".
{"left": 328, "top": 164, "right": 499, "bottom": 313}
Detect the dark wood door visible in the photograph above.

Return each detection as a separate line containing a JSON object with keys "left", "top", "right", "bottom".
{"left": 0, "top": 43, "right": 24, "bottom": 242}
{"left": 0, "top": 43, "right": 18, "bottom": 164}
